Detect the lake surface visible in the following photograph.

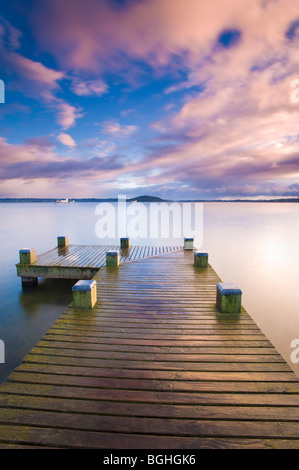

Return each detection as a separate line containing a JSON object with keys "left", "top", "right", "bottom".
{"left": 1, "top": 201, "right": 299, "bottom": 383}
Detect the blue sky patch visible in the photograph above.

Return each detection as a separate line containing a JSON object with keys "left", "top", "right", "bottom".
{"left": 218, "top": 29, "right": 242, "bottom": 49}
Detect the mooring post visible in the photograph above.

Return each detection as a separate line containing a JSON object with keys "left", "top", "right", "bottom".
{"left": 194, "top": 251, "right": 208, "bottom": 268}
{"left": 57, "top": 236, "right": 69, "bottom": 248}
{"left": 120, "top": 237, "right": 130, "bottom": 249}
{"left": 72, "top": 280, "right": 97, "bottom": 309}
{"left": 216, "top": 283, "right": 242, "bottom": 313}
{"left": 19, "top": 248, "right": 38, "bottom": 286}
{"left": 184, "top": 238, "right": 194, "bottom": 250}
{"left": 19, "top": 248, "right": 36, "bottom": 265}
{"left": 106, "top": 251, "right": 120, "bottom": 267}
{"left": 21, "top": 276, "right": 38, "bottom": 287}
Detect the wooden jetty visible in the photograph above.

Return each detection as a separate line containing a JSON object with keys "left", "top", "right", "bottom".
{"left": 16, "top": 242, "right": 183, "bottom": 281}
{"left": 1, "top": 245, "right": 299, "bottom": 448}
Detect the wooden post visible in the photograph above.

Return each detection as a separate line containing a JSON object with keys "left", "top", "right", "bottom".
{"left": 194, "top": 251, "right": 208, "bottom": 268}
{"left": 72, "top": 280, "right": 97, "bottom": 309}
{"left": 216, "top": 283, "right": 242, "bottom": 313}
{"left": 19, "top": 248, "right": 36, "bottom": 265}
{"left": 57, "top": 236, "right": 69, "bottom": 248}
{"left": 21, "top": 276, "right": 38, "bottom": 287}
{"left": 184, "top": 238, "right": 194, "bottom": 250}
{"left": 106, "top": 251, "right": 120, "bottom": 267}
{"left": 120, "top": 237, "right": 130, "bottom": 249}
{"left": 19, "top": 249, "right": 38, "bottom": 286}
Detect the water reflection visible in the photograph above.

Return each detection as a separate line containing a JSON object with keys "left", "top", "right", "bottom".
{"left": 19, "top": 278, "right": 74, "bottom": 315}
{"left": 0, "top": 276, "right": 75, "bottom": 384}
{"left": 58, "top": 246, "right": 70, "bottom": 257}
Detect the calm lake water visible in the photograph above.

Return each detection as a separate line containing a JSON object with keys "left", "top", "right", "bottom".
{"left": 1, "top": 201, "right": 299, "bottom": 383}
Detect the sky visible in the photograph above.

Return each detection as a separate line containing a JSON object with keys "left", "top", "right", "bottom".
{"left": 1, "top": 0, "right": 299, "bottom": 200}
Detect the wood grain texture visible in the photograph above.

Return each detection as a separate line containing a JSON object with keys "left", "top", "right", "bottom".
{"left": 3, "top": 248, "right": 299, "bottom": 448}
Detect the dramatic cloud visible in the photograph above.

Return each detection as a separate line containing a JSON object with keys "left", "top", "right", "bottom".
{"left": 0, "top": 135, "right": 132, "bottom": 198}
{"left": 27, "top": 0, "right": 299, "bottom": 72}
{"left": 1, "top": 0, "right": 299, "bottom": 198}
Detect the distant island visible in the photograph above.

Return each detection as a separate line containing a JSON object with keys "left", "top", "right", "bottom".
{"left": 127, "top": 195, "right": 165, "bottom": 203}
{"left": 0, "top": 195, "right": 299, "bottom": 203}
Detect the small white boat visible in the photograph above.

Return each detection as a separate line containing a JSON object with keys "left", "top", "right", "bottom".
{"left": 55, "top": 198, "right": 69, "bottom": 204}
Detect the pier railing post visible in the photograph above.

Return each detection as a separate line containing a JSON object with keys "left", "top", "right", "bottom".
{"left": 120, "top": 237, "right": 130, "bottom": 249}
{"left": 216, "top": 283, "right": 242, "bottom": 313}
{"left": 184, "top": 238, "right": 194, "bottom": 250}
{"left": 57, "top": 236, "right": 69, "bottom": 248}
{"left": 19, "top": 248, "right": 36, "bottom": 265}
{"left": 194, "top": 251, "right": 208, "bottom": 268}
{"left": 72, "top": 280, "right": 97, "bottom": 309}
{"left": 106, "top": 251, "right": 120, "bottom": 267}
{"left": 19, "top": 249, "right": 38, "bottom": 287}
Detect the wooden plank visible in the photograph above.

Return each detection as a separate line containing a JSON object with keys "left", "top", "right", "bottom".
{"left": 49, "top": 322, "right": 265, "bottom": 335}
{"left": 22, "top": 352, "right": 286, "bottom": 367}
{"left": 39, "top": 335, "right": 273, "bottom": 348}
{"left": 9, "top": 364, "right": 298, "bottom": 382}
{"left": 5, "top": 371, "right": 299, "bottom": 393}
{"left": 2, "top": 394, "right": 299, "bottom": 422}
{"left": 34, "top": 341, "right": 285, "bottom": 358}
{"left": 0, "top": 423, "right": 299, "bottom": 449}
{"left": 2, "top": 407, "right": 299, "bottom": 439}
{"left": 41, "top": 333, "right": 279, "bottom": 350}
{"left": 53, "top": 318, "right": 262, "bottom": 329}
{"left": 17, "top": 358, "right": 291, "bottom": 372}
{"left": 2, "top": 381, "right": 299, "bottom": 406}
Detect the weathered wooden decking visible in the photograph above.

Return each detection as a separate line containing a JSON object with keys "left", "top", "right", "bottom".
{"left": 16, "top": 244, "right": 183, "bottom": 279}
{"left": 2, "top": 249, "right": 299, "bottom": 448}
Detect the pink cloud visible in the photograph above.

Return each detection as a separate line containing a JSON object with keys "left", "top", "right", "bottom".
{"left": 57, "top": 133, "right": 76, "bottom": 147}
{"left": 55, "top": 101, "right": 82, "bottom": 130}
{"left": 102, "top": 120, "right": 138, "bottom": 137}
{"left": 28, "top": 0, "right": 299, "bottom": 73}
{"left": 8, "top": 53, "right": 63, "bottom": 93}
{"left": 0, "top": 136, "right": 137, "bottom": 197}
{"left": 71, "top": 78, "right": 108, "bottom": 96}
{"left": 0, "top": 136, "right": 57, "bottom": 166}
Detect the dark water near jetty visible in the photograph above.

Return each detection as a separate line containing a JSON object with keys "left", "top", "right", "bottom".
{"left": 1, "top": 201, "right": 299, "bottom": 383}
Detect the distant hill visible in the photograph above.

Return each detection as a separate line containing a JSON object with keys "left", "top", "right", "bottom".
{"left": 127, "top": 195, "right": 166, "bottom": 202}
